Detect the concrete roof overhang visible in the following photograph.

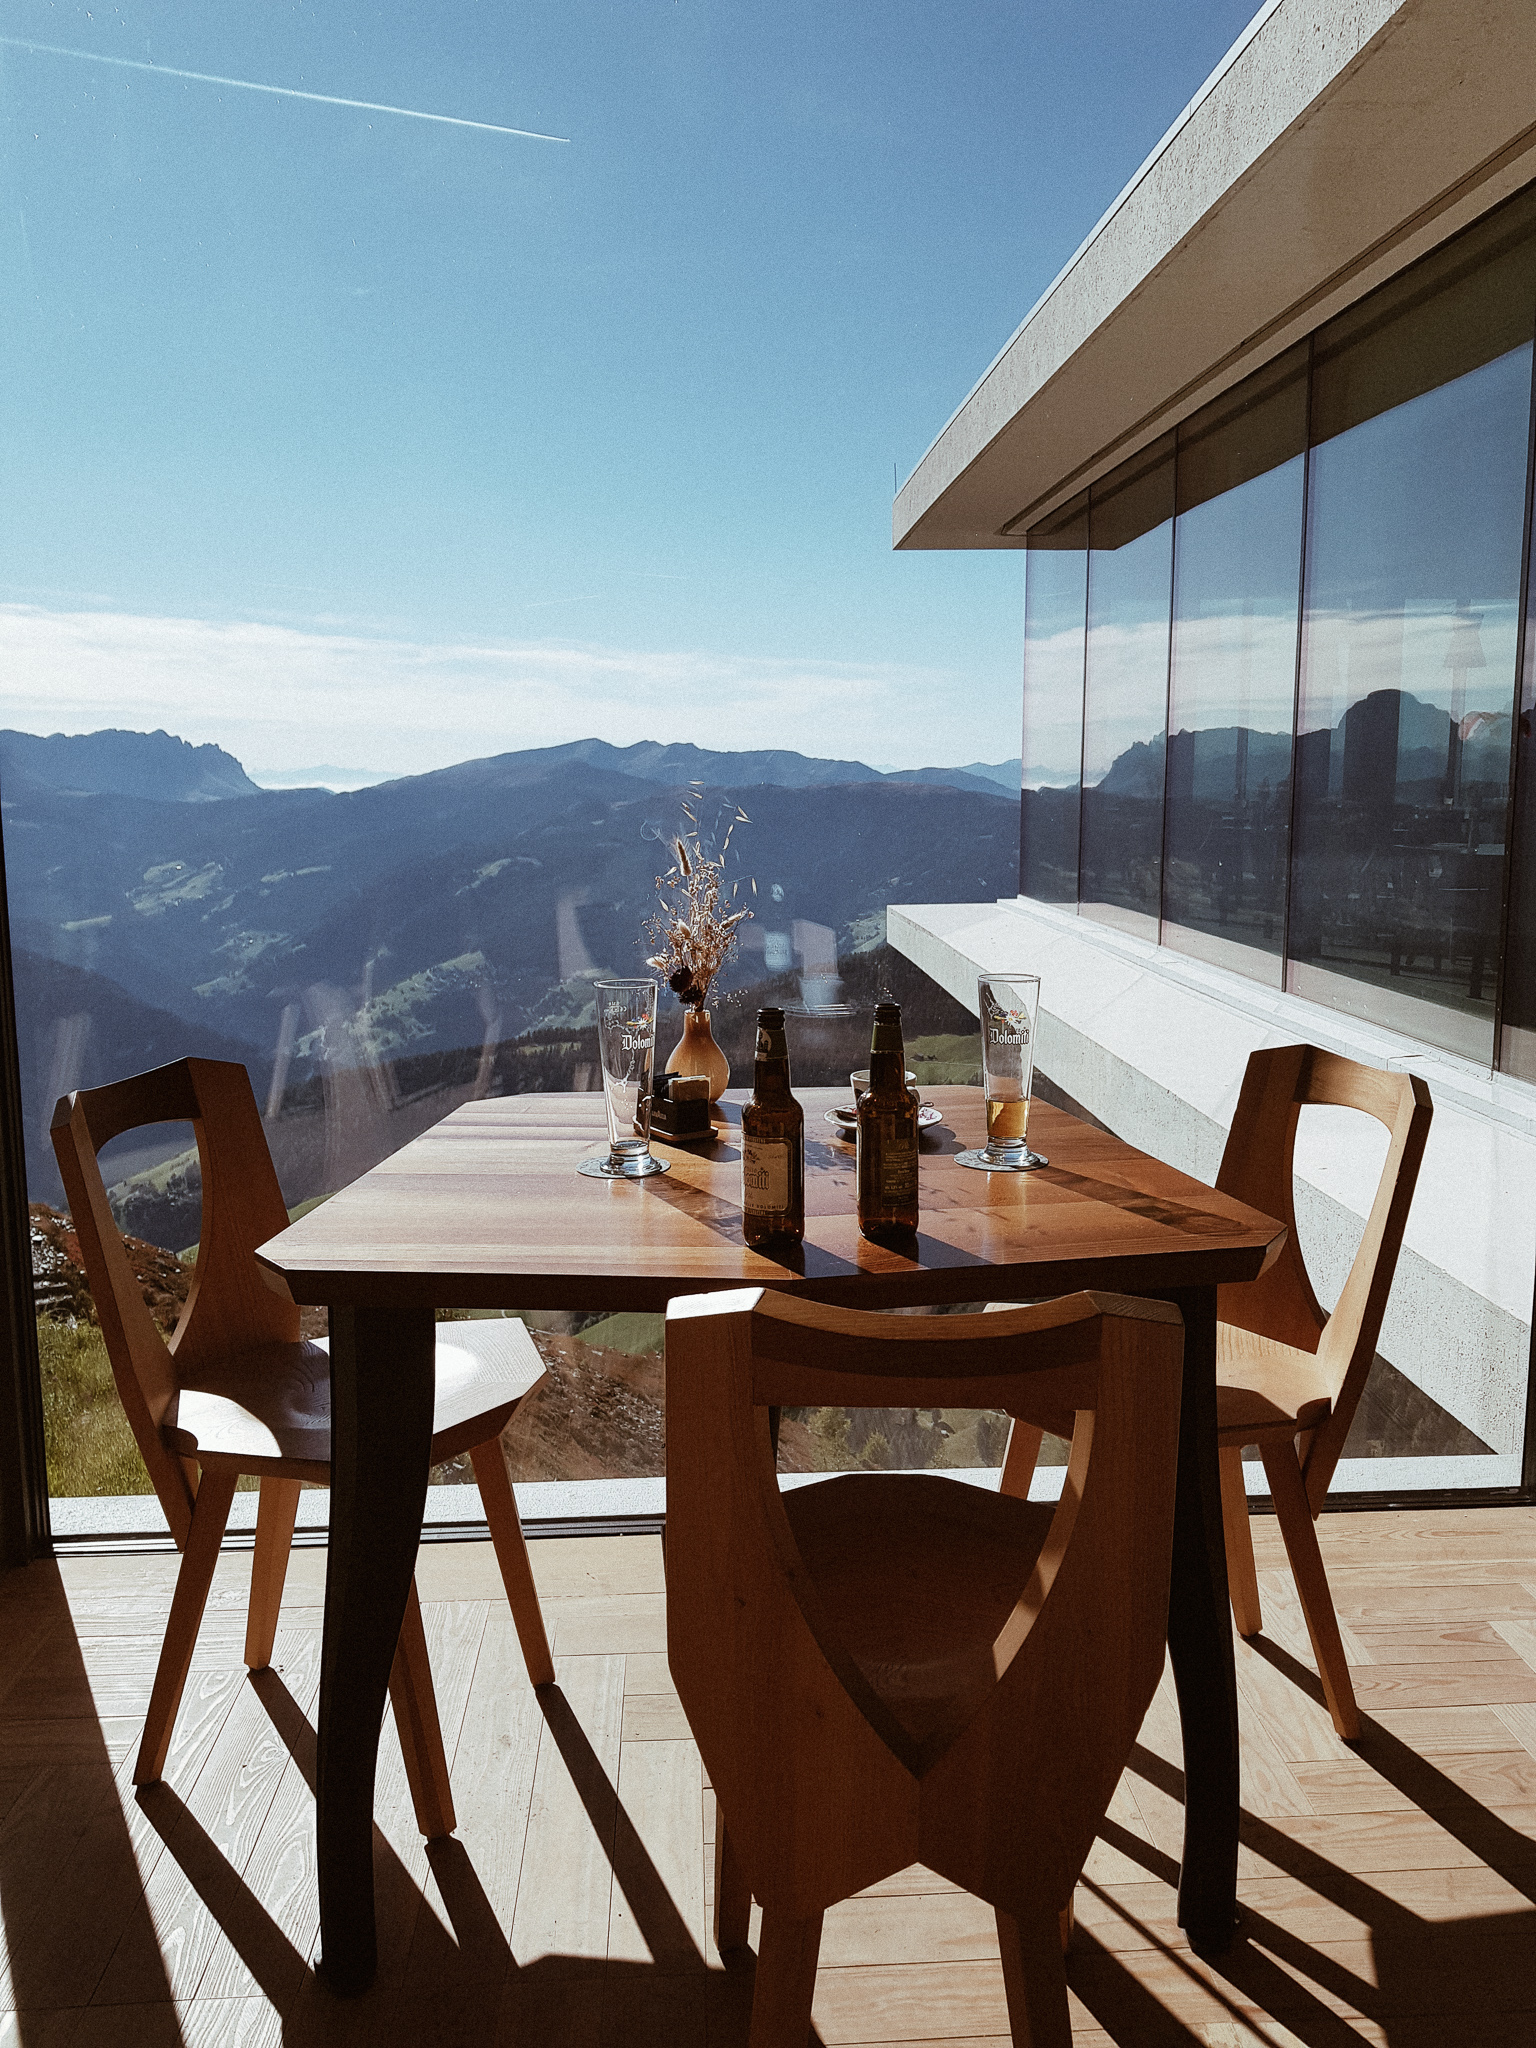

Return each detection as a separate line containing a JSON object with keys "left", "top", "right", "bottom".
{"left": 894, "top": 0, "right": 1536, "bottom": 551}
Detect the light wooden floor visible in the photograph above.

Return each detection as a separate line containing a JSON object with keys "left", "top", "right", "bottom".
{"left": 3, "top": 1505, "right": 1536, "bottom": 2045}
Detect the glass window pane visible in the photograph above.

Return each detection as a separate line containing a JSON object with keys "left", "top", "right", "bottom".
{"left": 1499, "top": 438, "right": 1536, "bottom": 1081}
{"left": 1080, "top": 436, "right": 1174, "bottom": 936}
{"left": 0, "top": 21, "right": 1023, "bottom": 1527}
{"left": 1162, "top": 348, "right": 1306, "bottom": 980}
{"left": 1021, "top": 494, "right": 1087, "bottom": 904}
{"left": 1289, "top": 199, "right": 1536, "bottom": 1059}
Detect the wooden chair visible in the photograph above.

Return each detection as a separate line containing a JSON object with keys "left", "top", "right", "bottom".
{"left": 51, "top": 1056, "right": 554, "bottom": 1835}
{"left": 995, "top": 1044, "right": 1432, "bottom": 1741}
{"left": 666, "top": 1286, "right": 1185, "bottom": 2048}
{"left": 1209, "top": 1044, "right": 1431, "bottom": 1739}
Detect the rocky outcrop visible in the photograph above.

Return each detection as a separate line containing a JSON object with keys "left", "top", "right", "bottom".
{"left": 28, "top": 1203, "right": 190, "bottom": 1332}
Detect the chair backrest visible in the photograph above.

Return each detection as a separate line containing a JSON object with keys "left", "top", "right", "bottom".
{"left": 1215, "top": 1043, "right": 1432, "bottom": 1505}
{"left": 665, "top": 1287, "right": 1184, "bottom": 1918}
{"left": 51, "top": 1058, "right": 299, "bottom": 1546}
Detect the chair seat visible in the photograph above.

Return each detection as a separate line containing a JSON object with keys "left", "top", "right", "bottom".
{"left": 1216, "top": 1321, "right": 1333, "bottom": 1444}
{"left": 783, "top": 1472, "right": 1055, "bottom": 1743}
{"left": 167, "top": 1317, "right": 545, "bottom": 1473}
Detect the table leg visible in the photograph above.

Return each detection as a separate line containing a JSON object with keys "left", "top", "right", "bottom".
{"left": 1162, "top": 1284, "right": 1239, "bottom": 1956}
{"left": 317, "top": 1303, "right": 437, "bottom": 1993}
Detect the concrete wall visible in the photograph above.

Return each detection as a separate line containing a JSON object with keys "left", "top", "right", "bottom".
{"left": 890, "top": 895, "right": 1536, "bottom": 1461}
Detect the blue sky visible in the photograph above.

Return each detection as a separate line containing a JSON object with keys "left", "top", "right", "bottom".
{"left": 0, "top": 0, "right": 1262, "bottom": 774}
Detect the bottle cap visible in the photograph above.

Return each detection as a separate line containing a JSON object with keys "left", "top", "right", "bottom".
{"left": 757, "top": 1006, "right": 786, "bottom": 1025}
{"left": 874, "top": 1001, "right": 901, "bottom": 1020}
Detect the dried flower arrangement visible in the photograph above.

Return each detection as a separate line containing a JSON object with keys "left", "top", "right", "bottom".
{"left": 643, "top": 792, "right": 754, "bottom": 1009}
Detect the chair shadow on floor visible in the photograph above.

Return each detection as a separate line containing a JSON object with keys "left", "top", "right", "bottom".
{"left": 1068, "top": 1637, "right": 1536, "bottom": 2048}
{"left": 131, "top": 1670, "right": 820, "bottom": 2047}
{"left": 0, "top": 1561, "right": 187, "bottom": 2047}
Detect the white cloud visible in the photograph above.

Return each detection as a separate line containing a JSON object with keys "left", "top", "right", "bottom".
{"left": 0, "top": 602, "right": 989, "bottom": 774}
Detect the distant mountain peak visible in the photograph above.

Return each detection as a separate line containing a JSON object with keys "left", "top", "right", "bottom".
{"left": 0, "top": 727, "right": 259, "bottom": 803}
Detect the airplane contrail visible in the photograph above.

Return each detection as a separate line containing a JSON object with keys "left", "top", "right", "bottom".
{"left": 0, "top": 37, "right": 570, "bottom": 142}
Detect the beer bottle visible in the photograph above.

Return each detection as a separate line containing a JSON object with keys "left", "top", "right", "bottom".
{"left": 741, "top": 1006, "right": 805, "bottom": 1246}
{"left": 856, "top": 1000, "right": 919, "bottom": 1243}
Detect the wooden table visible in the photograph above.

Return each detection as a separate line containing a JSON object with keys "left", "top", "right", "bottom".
{"left": 257, "top": 1086, "right": 1285, "bottom": 1992}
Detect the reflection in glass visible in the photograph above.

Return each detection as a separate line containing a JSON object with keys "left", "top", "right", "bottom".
{"left": 1289, "top": 199, "right": 1536, "bottom": 1059}
{"left": 1080, "top": 437, "right": 1174, "bottom": 935}
{"left": 1162, "top": 349, "right": 1306, "bottom": 980}
{"left": 1500, "top": 445, "right": 1536, "bottom": 1081}
{"left": 1021, "top": 495, "right": 1087, "bottom": 903}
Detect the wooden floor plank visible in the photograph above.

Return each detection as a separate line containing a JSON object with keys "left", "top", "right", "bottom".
{"left": 361, "top": 1600, "right": 547, "bottom": 2047}
{"left": 194, "top": 1661, "right": 324, "bottom": 2008}
{"left": 1351, "top": 1663, "right": 1536, "bottom": 1711}
{"left": 1084, "top": 1765, "right": 1173, "bottom": 1889}
{"left": 0, "top": 1771, "right": 33, "bottom": 1833}
{"left": 1351, "top": 1621, "right": 1525, "bottom": 1665}
{"left": 0, "top": 1764, "right": 126, "bottom": 2009}
{"left": 0, "top": 2011, "right": 85, "bottom": 2047}
{"left": 1230, "top": 1635, "right": 1356, "bottom": 1767}
{"left": 1371, "top": 1706, "right": 1528, "bottom": 1753}
{"left": 851, "top": 1865, "right": 967, "bottom": 1901}
{"left": 812, "top": 1959, "right": 1013, "bottom": 2043}
{"left": 412, "top": 1533, "right": 665, "bottom": 1608}
{"left": 93, "top": 1628, "right": 323, "bottom": 2011}
{"left": 1252, "top": 1565, "right": 1373, "bottom": 1670}
{"left": 1290, "top": 1750, "right": 1536, "bottom": 1815}
{"left": 508, "top": 1653, "right": 625, "bottom": 1971}
{"left": 1326, "top": 1575, "right": 1536, "bottom": 1612}
{"left": 820, "top": 1892, "right": 999, "bottom": 1969}
{"left": 69, "top": 1996, "right": 283, "bottom": 2046}
{"left": 1248, "top": 1804, "right": 1536, "bottom": 1877}
{"left": 606, "top": 1735, "right": 706, "bottom": 1970}
{"left": 1489, "top": 1611, "right": 1536, "bottom": 1670}
{"left": 540, "top": 1594, "right": 668, "bottom": 1657}
{"left": 2, "top": 1656, "right": 245, "bottom": 2013}
{"left": 620, "top": 1694, "right": 691, "bottom": 1744}
{"left": 493, "top": 1970, "right": 603, "bottom": 2047}
{"left": 622, "top": 1652, "right": 675, "bottom": 1696}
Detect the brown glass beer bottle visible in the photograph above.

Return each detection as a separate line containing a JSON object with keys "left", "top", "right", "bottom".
{"left": 856, "top": 1000, "right": 919, "bottom": 1243}
{"left": 741, "top": 1006, "right": 805, "bottom": 1246}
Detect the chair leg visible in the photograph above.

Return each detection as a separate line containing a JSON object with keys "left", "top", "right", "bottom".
{"left": 135, "top": 1467, "right": 238, "bottom": 1786}
{"left": 245, "top": 1475, "right": 301, "bottom": 1670}
{"left": 999, "top": 1418, "right": 1044, "bottom": 1501}
{"left": 470, "top": 1435, "right": 555, "bottom": 1686}
{"left": 1260, "top": 1439, "right": 1361, "bottom": 1740}
{"left": 714, "top": 1810, "right": 751, "bottom": 1955}
{"left": 388, "top": 1576, "right": 457, "bottom": 1840}
{"left": 996, "top": 1903, "right": 1072, "bottom": 2048}
{"left": 750, "top": 1910, "right": 823, "bottom": 2048}
{"left": 1219, "top": 1447, "right": 1263, "bottom": 1638}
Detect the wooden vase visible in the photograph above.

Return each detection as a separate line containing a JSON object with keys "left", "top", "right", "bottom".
{"left": 666, "top": 1006, "right": 730, "bottom": 1103}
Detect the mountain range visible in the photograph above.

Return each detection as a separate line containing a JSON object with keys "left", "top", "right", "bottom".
{"left": 3, "top": 728, "right": 1020, "bottom": 1207}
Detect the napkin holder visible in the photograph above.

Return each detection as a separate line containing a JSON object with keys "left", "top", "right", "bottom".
{"left": 643, "top": 1072, "right": 714, "bottom": 1142}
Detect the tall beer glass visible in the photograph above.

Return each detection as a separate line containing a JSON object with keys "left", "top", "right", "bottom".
{"left": 955, "top": 972, "right": 1048, "bottom": 1172}
{"left": 578, "top": 978, "right": 670, "bottom": 1179}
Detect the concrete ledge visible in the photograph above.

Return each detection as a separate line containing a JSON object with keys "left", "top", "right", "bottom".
{"left": 46, "top": 1448, "right": 1515, "bottom": 1548}
{"left": 44, "top": 1478, "right": 668, "bottom": 1544}
{"left": 889, "top": 895, "right": 1536, "bottom": 1458}
{"left": 45, "top": 1469, "right": 1011, "bottom": 1544}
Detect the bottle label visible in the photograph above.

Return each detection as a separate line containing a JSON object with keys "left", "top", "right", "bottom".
{"left": 743, "top": 1140, "right": 791, "bottom": 1212}
{"left": 881, "top": 1142, "right": 918, "bottom": 1203}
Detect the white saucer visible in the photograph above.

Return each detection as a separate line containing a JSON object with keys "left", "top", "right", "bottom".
{"left": 824, "top": 1104, "right": 943, "bottom": 1136}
